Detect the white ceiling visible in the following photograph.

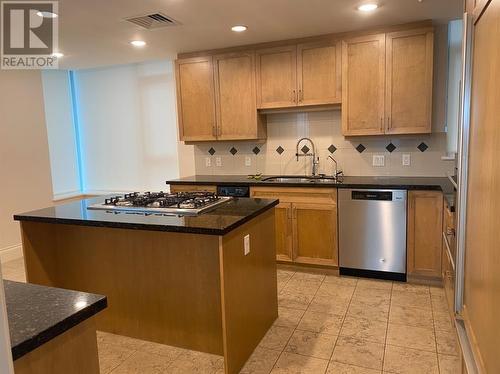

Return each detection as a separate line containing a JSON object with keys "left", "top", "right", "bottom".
{"left": 57, "top": 0, "right": 462, "bottom": 69}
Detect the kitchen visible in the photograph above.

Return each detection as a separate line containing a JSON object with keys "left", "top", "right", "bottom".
{"left": 0, "top": 0, "right": 498, "bottom": 373}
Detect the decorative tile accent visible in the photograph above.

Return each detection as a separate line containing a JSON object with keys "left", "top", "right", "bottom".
{"left": 328, "top": 145, "right": 337, "bottom": 154}
{"left": 386, "top": 143, "right": 396, "bottom": 153}
{"left": 356, "top": 144, "right": 366, "bottom": 153}
{"left": 301, "top": 145, "right": 310, "bottom": 154}
{"left": 252, "top": 146, "right": 261, "bottom": 155}
{"left": 417, "top": 142, "right": 429, "bottom": 152}
{"left": 208, "top": 147, "right": 216, "bottom": 156}
{"left": 276, "top": 146, "right": 284, "bottom": 155}
{"left": 229, "top": 147, "right": 238, "bottom": 155}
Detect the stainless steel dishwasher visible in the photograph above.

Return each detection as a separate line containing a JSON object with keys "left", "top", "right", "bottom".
{"left": 338, "top": 189, "right": 407, "bottom": 281}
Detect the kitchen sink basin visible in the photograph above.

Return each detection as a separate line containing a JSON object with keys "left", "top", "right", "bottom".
{"left": 261, "top": 176, "right": 337, "bottom": 183}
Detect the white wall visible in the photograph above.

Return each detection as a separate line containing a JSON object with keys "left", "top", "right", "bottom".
{"left": 41, "top": 70, "right": 81, "bottom": 199}
{"left": 0, "top": 70, "right": 54, "bottom": 262}
{"left": 73, "top": 59, "right": 191, "bottom": 193}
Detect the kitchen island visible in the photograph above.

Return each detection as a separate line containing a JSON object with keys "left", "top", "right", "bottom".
{"left": 14, "top": 196, "right": 278, "bottom": 374}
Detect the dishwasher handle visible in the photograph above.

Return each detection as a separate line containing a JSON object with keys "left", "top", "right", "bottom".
{"left": 351, "top": 190, "right": 393, "bottom": 201}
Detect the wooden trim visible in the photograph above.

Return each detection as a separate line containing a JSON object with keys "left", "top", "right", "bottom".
{"left": 14, "top": 318, "right": 100, "bottom": 374}
{"left": 177, "top": 21, "right": 433, "bottom": 59}
{"left": 461, "top": 306, "right": 487, "bottom": 373}
{"left": 169, "top": 184, "right": 217, "bottom": 193}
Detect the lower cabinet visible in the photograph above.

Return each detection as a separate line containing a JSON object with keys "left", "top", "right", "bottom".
{"left": 407, "top": 190, "right": 443, "bottom": 281}
{"left": 250, "top": 187, "right": 338, "bottom": 267}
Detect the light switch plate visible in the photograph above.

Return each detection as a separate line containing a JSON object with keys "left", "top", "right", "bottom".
{"left": 205, "top": 157, "right": 211, "bottom": 167}
{"left": 245, "top": 156, "right": 251, "bottom": 167}
{"left": 402, "top": 154, "right": 411, "bottom": 166}
{"left": 216, "top": 157, "right": 222, "bottom": 167}
{"left": 244, "top": 234, "right": 250, "bottom": 255}
{"left": 372, "top": 155, "right": 385, "bottom": 167}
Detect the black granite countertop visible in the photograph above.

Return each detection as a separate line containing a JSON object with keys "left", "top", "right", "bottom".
{"left": 4, "top": 280, "right": 106, "bottom": 360}
{"left": 167, "top": 175, "right": 455, "bottom": 193}
{"left": 13, "top": 197, "right": 279, "bottom": 236}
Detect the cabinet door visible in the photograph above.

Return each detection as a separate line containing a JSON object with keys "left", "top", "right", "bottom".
{"left": 297, "top": 41, "right": 341, "bottom": 106}
{"left": 385, "top": 29, "right": 433, "bottom": 134}
{"left": 275, "top": 202, "right": 293, "bottom": 262}
{"left": 292, "top": 203, "right": 338, "bottom": 266}
{"left": 256, "top": 46, "right": 297, "bottom": 109}
{"left": 407, "top": 191, "right": 443, "bottom": 279}
{"left": 175, "top": 57, "right": 217, "bottom": 141}
{"left": 341, "top": 34, "right": 386, "bottom": 135}
{"left": 213, "top": 52, "right": 262, "bottom": 140}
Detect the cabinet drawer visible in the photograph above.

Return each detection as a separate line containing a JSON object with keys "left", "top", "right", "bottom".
{"left": 250, "top": 187, "right": 337, "bottom": 205}
{"left": 169, "top": 185, "right": 217, "bottom": 193}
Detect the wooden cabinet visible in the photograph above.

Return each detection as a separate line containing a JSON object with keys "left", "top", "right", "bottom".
{"left": 342, "top": 34, "right": 386, "bottom": 135}
{"left": 293, "top": 203, "right": 338, "bottom": 266}
{"left": 175, "top": 57, "right": 217, "bottom": 141}
{"left": 297, "top": 41, "right": 342, "bottom": 106}
{"left": 256, "top": 41, "right": 341, "bottom": 109}
{"left": 213, "top": 51, "right": 266, "bottom": 140}
{"left": 176, "top": 53, "right": 266, "bottom": 142}
{"left": 385, "top": 29, "right": 433, "bottom": 134}
{"left": 275, "top": 202, "right": 293, "bottom": 261}
{"left": 250, "top": 187, "right": 338, "bottom": 267}
{"left": 342, "top": 28, "right": 433, "bottom": 136}
{"left": 407, "top": 191, "right": 443, "bottom": 280}
{"left": 169, "top": 184, "right": 216, "bottom": 193}
{"left": 256, "top": 46, "right": 297, "bottom": 108}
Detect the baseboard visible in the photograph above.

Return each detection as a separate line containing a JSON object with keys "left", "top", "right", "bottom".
{"left": 0, "top": 244, "right": 22, "bottom": 263}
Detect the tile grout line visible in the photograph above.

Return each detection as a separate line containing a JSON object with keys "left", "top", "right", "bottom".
{"left": 381, "top": 281, "right": 394, "bottom": 373}
{"left": 270, "top": 270, "right": 330, "bottom": 373}
{"left": 430, "top": 288, "right": 442, "bottom": 374}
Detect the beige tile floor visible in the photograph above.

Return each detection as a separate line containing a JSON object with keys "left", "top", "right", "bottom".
{"left": 2, "top": 259, "right": 462, "bottom": 373}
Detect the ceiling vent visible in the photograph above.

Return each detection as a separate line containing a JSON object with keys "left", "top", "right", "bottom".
{"left": 125, "top": 12, "right": 180, "bottom": 30}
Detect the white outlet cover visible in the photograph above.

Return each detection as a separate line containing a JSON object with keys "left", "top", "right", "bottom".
{"left": 244, "top": 234, "right": 250, "bottom": 255}
{"left": 216, "top": 156, "right": 222, "bottom": 167}
{"left": 245, "top": 156, "right": 251, "bottom": 167}
{"left": 402, "top": 154, "right": 411, "bottom": 166}
{"left": 372, "top": 155, "right": 385, "bottom": 167}
{"left": 205, "top": 157, "right": 211, "bottom": 167}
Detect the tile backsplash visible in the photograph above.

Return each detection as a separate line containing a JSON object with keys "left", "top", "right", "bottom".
{"left": 194, "top": 110, "right": 455, "bottom": 177}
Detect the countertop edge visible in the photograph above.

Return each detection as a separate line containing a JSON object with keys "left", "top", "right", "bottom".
{"left": 13, "top": 199, "right": 280, "bottom": 236}
{"left": 11, "top": 292, "right": 107, "bottom": 361}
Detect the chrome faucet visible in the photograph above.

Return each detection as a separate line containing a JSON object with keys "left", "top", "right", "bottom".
{"left": 295, "top": 137, "right": 319, "bottom": 176}
{"left": 328, "top": 155, "right": 338, "bottom": 178}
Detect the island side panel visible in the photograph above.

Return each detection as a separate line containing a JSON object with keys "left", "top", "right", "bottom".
{"left": 20, "top": 221, "right": 224, "bottom": 355}
{"left": 219, "top": 209, "right": 278, "bottom": 374}
{"left": 14, "top": 318, "right": 100, "bottom": 374}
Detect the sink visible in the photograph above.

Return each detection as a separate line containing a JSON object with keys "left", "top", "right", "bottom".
{"left": 262, "top": 176, "right": 337, "bottom": 183}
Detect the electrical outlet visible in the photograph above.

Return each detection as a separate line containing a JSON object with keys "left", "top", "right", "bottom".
{"left": 372, "top": 155, "right": 385, "bottom": 167}
{"left": 205, "top": 157, "right": 211, "bottom": 167}
{"left": 216, "top": 156, "right": 222, "bottom": 167}
{"left": 245, "top": 156, "right": 251, "bottom": 167}
{"left": 244, "top": 234, "right": 250, "bottom": 255}
{"left": 402, "top": 154, "right": 411, "bottom": 166}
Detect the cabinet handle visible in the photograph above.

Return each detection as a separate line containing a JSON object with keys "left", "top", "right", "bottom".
{"left": 212, "top": 124, "right": 217, "bottom": 137}
{"left": 388, "top": 117, "right": 391, "bottom": 129}
{"left": 298, "top": 89, "right": 303, "bottom": 103}
{"left": 380, "top": 118, "right": 383, "bottom": 131}
{"left": 292, "top": 89, "right": 296, "bottom": 103}
{"left": 217, "top": 126, "right": 222, "bottom": 137}
{"left": 292, "top": 207, "right": 297, "bottom": 219}
{"left": 287, "top": 208, "right": 292, "bottom": 220}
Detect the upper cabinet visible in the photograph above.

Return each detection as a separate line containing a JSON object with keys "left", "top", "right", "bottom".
{"left": 385, "top": 29, "right": 434, "bottom": 135}
{"left": 213, "top": 52, "right": 266, "bottom": 140}
{"left": 342, "top": 34, "right": 386, "bottom": 136}
{"left": 342, "top": 28, "right": 434, "bottom": 136}
{"left": 175, "top": 24, "right": 435, "bottom": 142}
{"left": 297, "top": 41, "right": 342, "bottom": 106}
{"left": 256, "top": 46, "right": 297, "bottom": 108}
{"left": 256, "top": 41, "right": 341, "bottom": 109}
{"left": 175, "top": 57, "right": 217, "bottom": 141}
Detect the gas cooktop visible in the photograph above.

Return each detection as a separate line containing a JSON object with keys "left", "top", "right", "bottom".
{"left": 88, "top": 191, "right": 232, "bottom": 215}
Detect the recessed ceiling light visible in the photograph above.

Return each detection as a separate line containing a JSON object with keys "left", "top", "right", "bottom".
{"left": 51, "top": 52, "right": 64, "bottom": 58}
{"left": 357, "top": 3, "right": 378, "bottom": 11}
{"left": 231, "top": 25, "right": 247, "bottom": 32}
{"left": 130, "top": 40, "right": 146, "bottom": 47}
{"left": 37, "top": 11, "right": 58, "bottom": 18}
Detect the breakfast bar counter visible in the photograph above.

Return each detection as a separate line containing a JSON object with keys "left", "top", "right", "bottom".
{"left": 14, "top": 196, "right": 279, "bottom": 374}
